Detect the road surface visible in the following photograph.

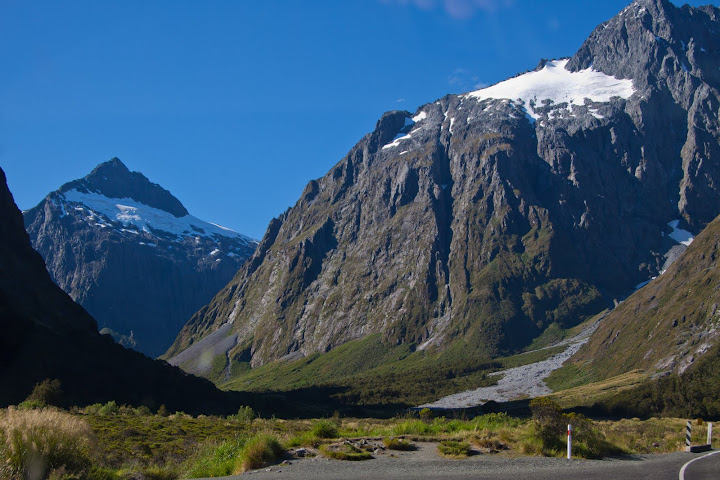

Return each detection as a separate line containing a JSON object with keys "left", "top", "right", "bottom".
{"left": 196, "top": 444, "right": 719, "bottom": 480}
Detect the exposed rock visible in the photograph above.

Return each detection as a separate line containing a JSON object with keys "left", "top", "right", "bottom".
{"left": 168, "top": 1, "right": 720, "bottom": 378}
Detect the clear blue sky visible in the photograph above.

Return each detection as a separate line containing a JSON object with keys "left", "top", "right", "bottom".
{"left": 2, "top": 0, "right": 717, "bottom": 239}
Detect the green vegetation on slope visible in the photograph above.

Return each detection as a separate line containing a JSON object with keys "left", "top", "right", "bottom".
{"left": 222, "top": 333, "right": 568, "bottom": 407}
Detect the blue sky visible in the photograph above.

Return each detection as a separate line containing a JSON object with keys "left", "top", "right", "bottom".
{"left": 2, "top": 0, "right": 717, "bottom": 239}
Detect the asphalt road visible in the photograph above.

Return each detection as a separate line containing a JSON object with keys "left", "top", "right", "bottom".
{"left": 198, "top": 444, "right": 719, "bottom": 480}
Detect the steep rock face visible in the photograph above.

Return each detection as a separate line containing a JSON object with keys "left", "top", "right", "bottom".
{"left": 168, "top": 0, "right": 720, "bottom": 375}
{"left": 0, "top": 167, "right": 244, "bottom": 413}
{"left": 24, "top": 159, "right": 257, "bottom": 357}
{"left": 571, "top": 212, "right": 720, "bottom": 378}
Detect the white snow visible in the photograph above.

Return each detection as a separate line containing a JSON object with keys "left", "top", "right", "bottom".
{"left": 449, "top": 117, "right": 456, "bottom": 134}
{"left": 63, "top": 189, "right": 254, "bottom": 243}
{"left": 467, "top": 59, "right": 635, "bottom": 121}
{"left": 382, "top": 132, "right": 413, "bottom": 150}
{"left": 210, "top": 248, "right": 220, "bottom": 256}
{"left": 668, "top": 219, "right": 694, "bottom": 246}
{"left": 412, "top": 111, "right": 427, "bottom": 123}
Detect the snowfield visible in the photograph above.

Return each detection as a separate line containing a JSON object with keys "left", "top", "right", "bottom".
{"left": 467, "top": 59, "right": 636, "bottom": 120}
{"left": 63, "top": 189, "right": 254, "bottom": 243}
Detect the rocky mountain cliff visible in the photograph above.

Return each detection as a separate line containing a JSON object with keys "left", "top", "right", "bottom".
{"left": 24, "top": 158, "right": 257, "bottom": 357}
{"left": 0, "top": 166, "right": 246, "bottom": 413}
{"left": 167, "top": 0, "right": 720, "bottom": 380}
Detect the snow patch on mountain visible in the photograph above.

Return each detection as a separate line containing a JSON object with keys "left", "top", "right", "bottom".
{"left": 63, "top": 189, "right": 254, "bottom": 244}
{"left": 467, "top": 59, "right": 635, "bottom": 120}
{"left": 668, "top": 219, "right": 694, "bottom": 246}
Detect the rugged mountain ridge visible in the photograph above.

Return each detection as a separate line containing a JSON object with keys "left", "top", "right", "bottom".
{"left": 0, "top": 166, "right": 245, "bottom": 413}
{"left": 571, "top": 211, "right": 720, "bottom": 378}
{"left": 167, "top": 0, "right": 720, "bottom": 379}
{"left": 24, "top": 158, "right": 257, "bottom": 356}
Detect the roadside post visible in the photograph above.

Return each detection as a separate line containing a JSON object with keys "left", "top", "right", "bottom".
{"left": 685, "top": 419, "right": 713, "bottom": 452}
{"left": 708, "top": 422, "right": 713, "bottom": 446}
{"left": 567, "top": 424, "right": 572, "bottom": 459}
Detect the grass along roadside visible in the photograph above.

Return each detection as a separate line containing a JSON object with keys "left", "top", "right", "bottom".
{"left": 1, "top": 401, "right": 717, "bottom": 479}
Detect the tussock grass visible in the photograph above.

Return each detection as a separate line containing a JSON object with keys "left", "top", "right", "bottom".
{"left": 310, "top": 420, "right": 339, "bottom": 439}
{"left": 182, "top": 433, "right": 284, "bottom": 477}
{"left": 0, "top": 407, "right": 96, "bottom": 480}
{"left": 320, "top": 444, "right": 373, "bottom": 461}
{"left": 383, "top": 437, "right": 416, "bottom": 451}
{"left": 546, "top": 370, "right": 648, "bottom": 407}
{"left": 437, "top": 440, "right": 471, "bottom": 457}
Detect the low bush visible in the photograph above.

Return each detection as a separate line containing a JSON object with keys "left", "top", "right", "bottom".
{"left": 182, "top": 437, "right": 247, "bottom": 478}
{"left": 320, "top": 444, "right": 373, "bottom": 461}
{"left": 383, "top": 437, "right": 416, "bottom": 451}
{"left": 437, "top": 440, "right": 471, "bottom": 457}
{"left": 311, "top": 420, "right": 338, "bottom": 439}
{"left": 0, "top": 407, "right": 95, "bottom": 480}
{"left": 183, "top": 433, "right": 284, "bottom": 477}
{"left": 229, "top": 406, "right": 256, "bottom": 422}
{"left": 239, "top": 434, "right": 284, "bottom": 472}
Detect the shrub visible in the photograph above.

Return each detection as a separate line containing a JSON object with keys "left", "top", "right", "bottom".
{"left": 25, "top": 379, "right": 63, "bottom": 407}
{"left": 383, "top": 437, "right": 416, "bottom": 451}
{"left": 183, "top": 434, "right": 284, "bottom": 477}
{"left": 0, "top": 407, "right": 96, "bottom": 479}
{"left": 183, "top": 437, "right": 246, "bottom": 478}
{"left": 319, "top": 444, "right": 373, "bottom": 461}
{"left": 437, "top": 440, "right": 471, "bottom": 457}
{"left": 229, "top": 406, "right": 256, "bottom": 422}
{"left": 311, "top": 420, "right": 338, "bottom": 439}
{"left": 98, "top": 401, "right": 119, "bottom": 416}
{"left": 529, "top": 398, "right": 565, "bottom": 454}
{"left": 419, "top": 408, "right": 433, "bottom": 422}
{"left": 239, "top": 434, "right": 284, "bottom": 472}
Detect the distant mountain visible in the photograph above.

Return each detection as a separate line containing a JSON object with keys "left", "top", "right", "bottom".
{"left": 0, "top": 166, "right": 246, "bottom": 413}
{"left": 570, "top": 211, "right": 720, "bottom": 378}
{"left": 167, "top": 0, "right": 720, "bottom": 388}
{"left": 23, "top": 158, "right": 257, "bottom": 357}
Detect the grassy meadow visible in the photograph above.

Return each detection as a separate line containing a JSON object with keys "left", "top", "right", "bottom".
{"left": 1, "top": 397, "right": 718, "bottom": 480}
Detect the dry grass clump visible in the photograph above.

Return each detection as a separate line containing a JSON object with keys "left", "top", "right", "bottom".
{"left": 0, "top": 407, "right": 96, "bottom": 480}
{"left": 437, "top": 440, "right": 471, "bottom": 458}
{"left": 383, "top": 437, "right": 416, "bottom": 451}
{"left": 238, "top": 434, "right": 284, "bottom": 472}
{"left": 596, "top": 417, "right": 687, "bottom": 453}
{"left": 319, "top": 443, "right": 373, "bottom": 461}
{"left": 468, "top": 431, "right": 509, "bottom": 453}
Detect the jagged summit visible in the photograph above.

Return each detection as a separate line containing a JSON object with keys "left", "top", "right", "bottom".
{"left": 24, "top": 160, "right": 258, "bottom": 357}
{"left": 59, "top": 158, "right": 189, "bottom": 218}
{"left": 165, "top": 0, "right": 720, "bottom": 383}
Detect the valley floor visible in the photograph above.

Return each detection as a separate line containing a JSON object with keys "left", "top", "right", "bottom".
{"left": 204, "top": 445, "right": 719, "bottom": 480}
{"left": 420, "top": 320, "right": 600, "bottom": 408}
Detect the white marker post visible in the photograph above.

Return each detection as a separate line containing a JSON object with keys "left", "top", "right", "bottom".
{"left": 567, "top": 424, "right": 572, "bottom": 459}
{"left": 686, "top": 420, "right": 692, "bottom": 449}
{"left": 708, "top": 422, "right": 713, "bottom": 446}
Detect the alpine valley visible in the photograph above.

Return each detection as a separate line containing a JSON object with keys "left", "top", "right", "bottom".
{"left": 164, "top": 0, "right": 720, "bottom": 407}
{"left": 24, "top": 158, "right": 258, "bottom": 357}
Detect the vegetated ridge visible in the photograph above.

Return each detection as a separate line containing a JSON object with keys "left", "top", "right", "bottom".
{"left": 24, "top": 158, "right": 258, "bottom": 356}
{"left": 570, "top": 211, "right": 720, "bottom": 379}
{"left": 0, "top": 166, "right": 251, "bottom": 413}
{"left": 167, "top": 0, "right": 720, "bottom": 397}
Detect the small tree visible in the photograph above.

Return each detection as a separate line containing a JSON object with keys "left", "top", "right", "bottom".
{"left": 23, "top": 379, "right": 62, "bottom": 408}
{"left": 529, "top": 398, "right": 564, "bottom": 454}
